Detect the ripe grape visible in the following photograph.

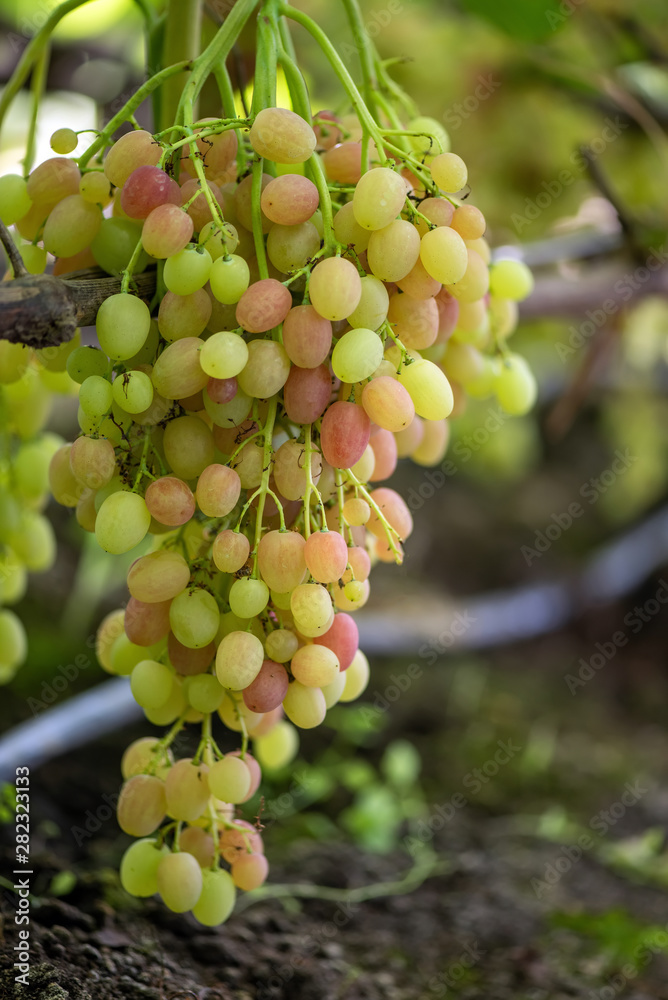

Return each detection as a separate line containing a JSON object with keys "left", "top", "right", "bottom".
{"left": 249, "top": 107, "right": 316, "bottom": 164}
{"left": 157, "top": 851, "right": 203, "bottom": 913}
{"left": 352, "top": 167, "right": 407, "bottom": 231}
{"left": 309, "top": 257, "right": 362, "bottom": 321}
{"left": 261, "top": 174, "right": 319, "bottom": 225}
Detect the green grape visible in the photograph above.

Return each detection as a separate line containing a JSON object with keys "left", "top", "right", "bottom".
{"left": 489, "top": 259, "right": 534, "bottom": 301}
{"left": 121, "top": 737, "right": 173, "bottom": 779}
{"left": 164, "top": 758, "right": 210, "bottom": 821}
{"left": 112, "top": 370, "right": 153, "bottom": 414}
{"left": 18, "top": 242, "right": 47, "bottom": 274}
{"left": 117, "top": 774, "right": 166, "bottom": 836}
{"left": 95, "top": 491, "right": 151, "bottom": 554}
{"left": 331, "top": 327, "right": 383, "bottom": 384}
{"left": 169, "top": 589, "right": 220, "bottom": 649}
{"left": 283, "top": 681, "right": 326, "bottom": 729}
{"left": 163, "top": 246, "right": 212, "bottom": 295}
{"left": 0, "top": 174, "right": 32, "bottom": 224}
{"left": 192, "top": 868, "right": 236, "bottom": 927}
{"left": 430, "top": 152, "right": 467, "bottom": 192}
{"left": 208, "top": 755, "right": 250, "bottom": 803}
{"left": 96, "top": 294, "right": 151, "bottom": 361}
{"left": 0, "top": 341, "right": 31, "bottom": 383}
{"left": 309, "top": 257, "right": 362, "bottom": 321}
{"left": 79, "top": 375, "right": 113, "bottom": 420}
{"left": 199, "top": 331, "right": 249, "bottom": 379}
{"left": 157, "top": 852, "right": 203, "bottom": 913}
{"left": 348, "top": 275, "right": 389, "bottom": 330}
{"left": 352, "top": 167, "right": 407, "bottom": 231}
{"left": 253, "top": 719, "right": 299, "bottom": 770}
{"left": 187, "top": 673, "right": 225, "bottom": 713}
{"left": 216, "top": 631, "right": 264, "bottom": 690}
{"left": 42, "top": 194, "right": 101, "bottom": 258}
{"left": 321, "top": 670, "right": 347, "bottom": 709}
{"left": 290, "top": 583, "right": 333, "bottom": 637}
{"left": 208, "top": 254, "right": 250, "bottom": 305}
{"left": 0, "top": 551, "right": 27, "bottom": 605}
{"left": 264, "top": 628, "right": 299, "bottom": 663}
{"left": 0, "top": 609, "right": 27, "bottom": 674}
{"left": 493, "top": 353, "right": 537, "bottom": 415}
{"left": 91, "top": 217, "right": 149, "bottom": 276}
{"left": 119, "top": 838, "right": 168, "bottom": 897}
{"left": 368, "top": 220, "right": 421, "bottom": 283}
{"left": 79, "top": 171, "right": 111, "bottom": 205}
{"left": 199, "top": 220, "right": 239, "bottom": 259}
{"left": 13, "top": 433, "right": 62, "bottom": 500}
{"left": 50, "top": 127, "right": 78, "bottom": 154}
{"left": 339, "top": 649, "right": 370, "bottom": 701}
{"left": 406, "top": 115, "right": 450, "bottom": 157}
{"left": 130, "top": 659, "right": 174, "bottom": 710}
{"left": 266, "top": 220, "right": 320, "bottom": 273}
{"left": 66, "top": 346, "right": 109, "bottom": 384}
{"left": 11, "top": 511, "right": 56, "bottom": 572}
{"left": 397, "top": 358, "right": 454, "bottom": 420}
{"left": 228, "top": 577, "right": 269, "bottom": 619}
{"left": 419, "top": 226, "right": 467, "bottom": 285}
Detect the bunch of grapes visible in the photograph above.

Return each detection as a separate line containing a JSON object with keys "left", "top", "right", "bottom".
{"left": 0, "top": 334, "right": 81, "bottom": 682}
{"left": 0, "top": 0, "right": 537, "bottom": 925}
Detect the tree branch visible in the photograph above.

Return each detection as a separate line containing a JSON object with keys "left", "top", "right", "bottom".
{"left": 0, "top": 266, "right": 157, "bottom": 347}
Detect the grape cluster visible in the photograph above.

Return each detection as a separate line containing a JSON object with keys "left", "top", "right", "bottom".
{"left": 1, "top": 75, "right": 535, "bottom": 920}
{"left": 0, "top": 337, "right": 78, "bottom": 682}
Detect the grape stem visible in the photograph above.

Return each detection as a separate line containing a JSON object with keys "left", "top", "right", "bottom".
{"left": 212, "top": 62, "right": 247, "bottom": 176}
{"left": 0, "top": 220, "right": 28, "bottom": 278}
{"left": 120, "top": 236, "right": 148, "bottom": 294}
{"left": 343, "top": 468, "right": 403, "bottom": 562}
{"left": 160, "top": 0, "right": 203, "bottom": 135}
{"left": 24, "top": 44, "right": 50, "bottom": 176}
{"left": 302, "top": 424, "right": 326, "bottom": 536}
{"left": 78, "top": 61, "right": 193, "bottom": 168}
{"left": 339, "top": 0, "right": 379, "bottom": 123}
{"left": 250, "top": 395, "right": 280, "bottom": 572}
{"left": 278, "top": 3, "right": 389, "bottom": 166}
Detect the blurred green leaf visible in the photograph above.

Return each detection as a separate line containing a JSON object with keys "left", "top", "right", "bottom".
{"left": 49, "top": 871, "right": 76, "bottom": 897}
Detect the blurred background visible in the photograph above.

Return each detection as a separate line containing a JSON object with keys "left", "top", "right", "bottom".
{"left": 2, "top": 1, "right": 668, "bottom": 997}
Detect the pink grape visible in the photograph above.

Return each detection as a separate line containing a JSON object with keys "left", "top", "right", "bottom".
{"left": 235, "top": 279, "right": 293, "bottom": 333}
{"left": 124, "top": 597, "right": 172, "bottom": 646}
{"left": 282, "top": 305, "right": 332, "bottom": 368}
{"left": 167, "top": 634, "right": 215, "bottom": 676}
{"left": 242, "top": 659, "right": 289, "bottom": 713}
{"left": 314, "top": 612, "right": 359, "bottom": 670}
{"left": 304, "top": 530, "right": 348, "bottom": 583}
{"left": 103, "top": 130, "right": 161, "bottom": 188}
{"left": 367, "top": 487, "right": 414, "bottom": 540}
{"left": 195, "top": 464, "right": 241, "bottom": 517}
{"left": 212, "top": 530, "right": 250, "bottom": 573}
{"left": 369, "top": 428, "right": 398, "bottom": 481}
{"left": 141, "top": 203, "right": 194, "bottom": 258}
{"left": 257, "top": 529, "right": 306, "bottom": 592}
{"left": 121, "top": 165, "right": 181, "bottom": 219}
{"left": 207, "top": 376, "right": 237, "bottom": 404}
{"left": 261, "top": 174, "right": 319, "bottom": 225}
{"left": 320, "top": 401, "right": 370, "bottom": 469}
{"left": 231, "top": 852, "right": 268, "bottom": 891}
{"left": 283, "top": 363, "right": 331, "bottom": 424}
{"left": 145, "top": 476, "right": 196, "bottom": 526}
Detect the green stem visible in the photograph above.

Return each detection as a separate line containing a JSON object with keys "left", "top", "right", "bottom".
{"left": 278, "top": 3, "right": 388, "bottom": 166}
{"left": 177, "top": 0, "right": 261, "bottom": 129}
{"left": 160, "top": 0, "right": 203, "bottom": 134}
{"left": 251, "top": 157, "right": 269, "bottom": 278}
{"left": 23, "top": 44, "right": 50, "bottom": 175}
{"left": 120, "top": 236, "right": 147, "bottom": 294}
{"left": 340, "top": 0, "right": 379, "bottom": 122}
{"left": 213, "top": 62, "right": 246, "bottom": 176}
{"left": 0, "top": 0, "right": 100, "bottom": 136}
{"left": 78, "top": 61, "right": 191, "bottom": 168}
